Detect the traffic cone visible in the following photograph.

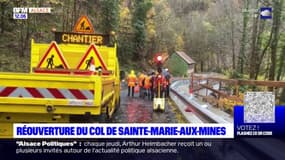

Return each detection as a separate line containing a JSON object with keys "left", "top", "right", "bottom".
{"left": 90, "top": 58, "right": 95, "bottom": 72}
{"left": 185, "top": 105, "right": 192, "bottom": 112}
{"left": 189, "top": 87, "right": 193, "bottom": 98}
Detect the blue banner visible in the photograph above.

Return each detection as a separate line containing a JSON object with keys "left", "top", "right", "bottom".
{"left": 234, "top": 106, "right": 285, "bottom": 137}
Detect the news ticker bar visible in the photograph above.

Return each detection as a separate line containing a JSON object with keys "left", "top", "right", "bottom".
{"left": 14, "top": 123, "right": 234, "bottom": 139}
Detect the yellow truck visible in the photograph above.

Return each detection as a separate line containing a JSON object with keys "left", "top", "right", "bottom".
{"left": 0, "top": 15, "right": 120, "bottom": 137}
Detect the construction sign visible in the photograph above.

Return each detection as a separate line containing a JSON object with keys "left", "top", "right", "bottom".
{"left": 73, "top": 15, "right": 95, "bottom": 34}
{"left": 37, "top": 41, "right": 69, "bottom": 69}
{"left": 76, "top": 44, "right": 108, "bottom": 71}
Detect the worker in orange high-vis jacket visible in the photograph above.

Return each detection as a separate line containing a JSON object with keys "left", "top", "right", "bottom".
{"left": 138, "top": 72, "right": 146, "bottom": 98}
{"left": 150, "top": 71, "right": 156, "bottom": 100}
{"left": 143, "top": 73, "right": 152, "bottom": 100}
{"left": 127, "top": 70, "right": 137, "bottom": 97}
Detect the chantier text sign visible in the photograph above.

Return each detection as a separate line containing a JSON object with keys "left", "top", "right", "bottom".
{"left": 54, "top": 32, "right": 109, "bottom": 45}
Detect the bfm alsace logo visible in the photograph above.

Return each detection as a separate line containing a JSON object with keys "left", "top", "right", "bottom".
{"left": 13, "top": 7, "right": 51, "bottom": 19}
{"left": 13, "top": 8, "right": 28, "bottom": 19}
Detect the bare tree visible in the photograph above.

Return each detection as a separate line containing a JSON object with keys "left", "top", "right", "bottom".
{"left": 249, "top": 0, "right": 259, "bottom": 79}
{"left": 277, "top": 45, "right": 285, "bottom": 81}
{"left": 238, "top": 0, "right": 249, "bottom": 74}
{"left": 269, "top": 0, "right": 283, "bottom": 81}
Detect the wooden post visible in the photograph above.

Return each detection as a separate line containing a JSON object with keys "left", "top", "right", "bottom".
{"left": 198, "top": 79, "right": 200, "bottom": 95}
{"left": 206, "top": 79, "right": 208, "bottom": 96}
{"left": 189, "top": 73, "right": 194, "bottom": 96}
{"left": 235, "top": 82, "right": 239, "bottom": 96}
{"left": 218, "top": 81, "right": 222, "bottom": 99}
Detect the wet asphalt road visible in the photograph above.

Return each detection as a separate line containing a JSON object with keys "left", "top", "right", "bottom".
{"left": 111, "top": 85, "right": 186, "bottom": 123}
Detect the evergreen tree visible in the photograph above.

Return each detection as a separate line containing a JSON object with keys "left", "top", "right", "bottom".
{"left": 131, "top": 0, "right": 152, "bottom": 59}
{"left": 100, "top": 0, "right": 119, "bottom": 33}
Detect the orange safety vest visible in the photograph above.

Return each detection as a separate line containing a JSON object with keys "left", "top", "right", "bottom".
{"left": 161, "top": 76, "right": 167, "bottom": 88}
{"left": 165, "top": 74, "right": 171, "bottom": 85}
{"left": 144, "top": 76, "right": 151, "bottom": 89}
{"left": 127, "top": 74, "right": 137, "bottom": 87}
{"left": 155, "top": 74, "right": 166, "bottom": 88}
{"left": 165, "top": 78, "right": 170, "bottom": 86}
{"left": 138, "top": 74, "right": 145, "bottom": 87}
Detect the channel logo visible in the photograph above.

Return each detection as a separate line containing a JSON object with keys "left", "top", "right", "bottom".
{"left": 260, "top": 7, "right": 272, "bottom": 19}
{"left": 13, "top": 7, "right": 51, "bottom": 20}
{"left": 13, "top": 8, "right": 28, "bottom": 20}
